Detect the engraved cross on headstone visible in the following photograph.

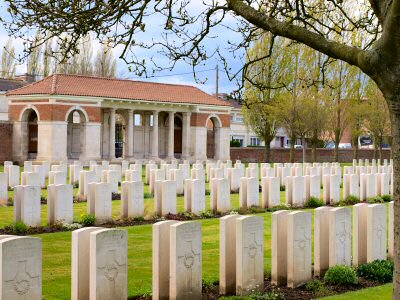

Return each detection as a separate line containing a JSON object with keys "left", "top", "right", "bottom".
{"left": 5, "top": 260, "right": 40, "bottom": 296}
{"left": 178, "top": 240, "right": 201, "bottom": 293}
{"left": 243, "top": 231, "right": 263, "bottom": 281}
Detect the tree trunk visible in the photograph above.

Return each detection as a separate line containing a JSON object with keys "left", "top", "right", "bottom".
{"left": 264, "top": 142, "right": 271, "bottom": 163}
{"left": 289, "top": 135, "right": 295, "bottom": 163}
{"left": 390, "top": 108, "right": 400, "bottom": 300}
{"left": 312, "top": 144, "right": 317, "bottom": 163}
{"left": 334, "top": 141, "right": 339, "bottom": 162}
{"left": 302, "top": 137, "right": 306, "bottom": 163}
{"left": 352, "top": 136, "right": 359, "bottom": 160}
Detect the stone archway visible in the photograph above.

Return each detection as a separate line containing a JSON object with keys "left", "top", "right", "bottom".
{"left": 19, "top": 107, "right": 40, "bottom": 160}
{"left": 66, "top": 109, "right": 87, "bottom": 160}
{"left": 174, "top": 116, "right": 183, "bottom": 155}
{"left": 206, "top": 115, "right": 222, "bottom": 160}
{"left": 115, "top": 113, "right": 127, "bottom": 158}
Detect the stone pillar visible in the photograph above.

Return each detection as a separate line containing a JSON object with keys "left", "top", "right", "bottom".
{"left": 182, "top": 112, "right": 191, "bottom": 160}
{"left": 109, "top": 108, "right": 116, "bottom": 160}
{"left": 167, "top": 111, "right": 175, "bottom": 160}
{"left": 151, "top": 111, "right": 159, "bottom": 159}
{"left": 127, "top": 109, "right": 134, "bottom": 158}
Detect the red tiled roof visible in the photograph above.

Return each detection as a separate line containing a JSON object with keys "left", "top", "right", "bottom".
{"left": 6, "top": 74, "right": 231, "bottom": 107}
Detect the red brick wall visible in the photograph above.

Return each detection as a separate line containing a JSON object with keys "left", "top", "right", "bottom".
{"left": 190, "top": 112, "right": 230, "bottom": 128}
{"left": 9, "top": 104, "right": 101, "bottom": 122}
{"left": 0, "top": 122, "right": 13, "bottom": 162}
{"left": 230, "top": 147, "right": 391, "bottom": 163}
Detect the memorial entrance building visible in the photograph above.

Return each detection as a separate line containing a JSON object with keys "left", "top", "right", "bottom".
{"left": 6, "top": 74, "right": 231, "bottom": 163}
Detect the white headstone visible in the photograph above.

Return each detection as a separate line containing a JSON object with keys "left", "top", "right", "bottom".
{"left": 329, "top": 207, "right": 352, "bottom": 267}
{"left": 14, "top": 185, "right": 41, "bottom": 227}
{"left": 47, "top": 184, "right": 73, "bottom": 224}
{"left": 272, "top": 211, "right": 289, "bottom": 285}
{"left": 367, "top": 204, "right": 387, "bottom": 262}
{"left": 121, "top": 181, "right": 144, "bottom": 218}
{"left": 236, "top": 215, "right": 264, "bottom": 295}
{"left": 169, "top": 222, "right": 202, "bottom": 299}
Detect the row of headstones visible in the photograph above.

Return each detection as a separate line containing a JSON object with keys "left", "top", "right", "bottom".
{"left": 0, "top": 203, "right": 393, "bottom": 299}
{"left": 13, "top": 180, "right": 145, "bottom": 226}
{"left": 153, "top": 215, "right": 265, "bottom": 298}
{"left": 272, "top": 202, "right": 393, "bottom": 287}
{"left": 0, "top": 227, "right": 128, "bottom": 300}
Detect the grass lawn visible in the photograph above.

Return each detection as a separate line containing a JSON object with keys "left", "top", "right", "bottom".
{"left": 0, "top": 162, "right": 393, "bottom": 299}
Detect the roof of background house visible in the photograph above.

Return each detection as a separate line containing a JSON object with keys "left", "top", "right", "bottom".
{"left": 6, "top": 73, "right": 231, "bottom": 107}
{"left": 0, "top": 78, "right": 27, "bottom": 92}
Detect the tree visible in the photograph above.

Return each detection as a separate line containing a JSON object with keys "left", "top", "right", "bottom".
{"left": 27, "top": 32, "right": 43, "bottom": 79}
{"left": 94, "top": 42, "right": 116, "bottom": 78}
{"left": 364, "top": 88, "right": 391, "bottom": 159}
{"left": 5, "top": 0, "right": 400, "bottom": 297}
{"left": 1, "top": 37, "right": 16, "bottom": 79}
{"left": 242, "top": 33, "right": 289, "bottom": 162}
{"left": 42, "top": 37, "right": 53, "bottom": 77}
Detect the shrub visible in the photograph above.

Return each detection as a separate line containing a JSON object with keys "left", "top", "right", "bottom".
{"left": 199, "top": 210, "right": 214, "bottom": 219}
{"left": 144, "top": 192, "right": 152, "bottom": 199}
{"left": 280, "top": 185, "right": 285, "bottom": 191}
{"left": 324, "top": 265, "right": 358, "bottom": 285}
{"left": 266, "top": 204, "right": 290, "bottom": 212}
{"left": 357, "top": 260, "right": 394, "bottom": 283}
{"left": 305, "top": 197, "right": 325, "bottom": 208}
{"left": 305, "top": 279, "right": 325, "bottom": 292}
{"left": 367, "top": 196, "right": 384, "bottom": 204}
{"left": 382, "top": 194, "right": 393, "bottom": 202}
{"left": 341, "top": 195, "right": 359, "bottom": 206}
{"left": 80, "top": 213, "right": 96, "bottom": 226}
{"left": 230, "top": 140, "right": 241, "bottom": 147}
{"left": 13, "top": 221, "right": 28, "bottom": 234}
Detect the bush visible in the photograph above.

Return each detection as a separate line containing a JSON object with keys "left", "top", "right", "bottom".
{"left": 367, "top": 196, "right": 384, "bottom": 204}
{"left": 324, "top": 265, "right": 358, "bottom": 285}
{"left": 280, "top": 185, "right": 285, "bottom": 191}
{"left": 305, "top": 197, "right": 325, "bottom": 208}
{"left": 382, "top": 194, "right": 393, "bottom": 202}
{"left": 245, "top": 291, "right": 285, "bottom": 300}
{"left": 341, "top": 195, "right": 359, "bottom": 206}
{"left": 305, "top": 279, "right": 325, "bottom": 292}
{"left": 80, "top": 213, "right": 96, "bottom": 226}
{"left": 230, "top": 140, "right": 241, "bottom": 147}
{"left": 13, "top": 221, "right": 28, "bottom": 234}
{"left": 357, "top": 260, "right": 394, "bottom": 283}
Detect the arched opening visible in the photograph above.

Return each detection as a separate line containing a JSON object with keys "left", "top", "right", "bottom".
{"left": 67, "top": 109, "right": 86, "bottom": 159}
{"left": 174, "top": 116, "right": 183, "bottom": 155}
{"left": 115, "top": 113, "right": 126, "bottom": 158}
{"left": 206, "top": 118, "right": 216, "bottom": 159}
{"left": 27, "top": 110, "right": 38, "bottom": 159}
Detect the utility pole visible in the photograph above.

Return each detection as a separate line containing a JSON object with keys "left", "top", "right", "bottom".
{"left": 215, "top": 64, "right": 219, "bottom": 97}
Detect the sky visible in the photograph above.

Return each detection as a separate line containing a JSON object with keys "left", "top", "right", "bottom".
{"left": 0, "top": 1, "right": 244, "bottom": 95}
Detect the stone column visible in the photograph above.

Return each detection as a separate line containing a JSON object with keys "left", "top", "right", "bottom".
{"left": 182, "top": 112, "right": 191, "bottom": 160}
{"left": 109, "top": 108, "right": 116, "bottom": 160}
{"left": 151, "top": 111, "right": 159, "bottom": 159}
{"left": 167, "top": 111, "right": 175, "bottom": 160}
{"left": 127, "top": 109, "right": 134, "bottom": 159}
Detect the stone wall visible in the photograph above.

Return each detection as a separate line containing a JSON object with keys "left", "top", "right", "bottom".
{"left": 0, "top": 121, "right": 13, "bottom": 162}
{"left": 230, "top": 147, "right": 391, "bottom": 163}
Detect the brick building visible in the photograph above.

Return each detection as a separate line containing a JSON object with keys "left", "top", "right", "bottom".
{"left": 5, "top": 74, "right": 231, "bottom": 163}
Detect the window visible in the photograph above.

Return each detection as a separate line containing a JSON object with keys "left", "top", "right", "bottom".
{"left": 134, "top": 114, "right": 141, "bottom": 126}
{"left": 230, "top": 115, "right": 234, "bottom": 121}
{"left": 250, "top": 137, "right": 260, "bottom": 146}
{"left": 236, "top": 116, "right": 243, "bottom": 123}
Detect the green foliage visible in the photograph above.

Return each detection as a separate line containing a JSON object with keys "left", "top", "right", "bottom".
{"left": 357, "top": 260, "right": 394, "bottom": 283}
{"left": 266, "top": 204, "right": 290, "bottom": 212}
{"left": 80, "top": 214, "right": 96, "bottom": 226}
{"left": 199, "top": 210, "right": 214, "bottom": 219}
{"left": 381, "top": 194, "right": 393, "bottom": 202}
{"left": 324, "top": 265, "right": 358, "bottom": 286}
{"left": 14, "top": 221, "right": 29, "bottom": 234}
{"left": 305, "top": 279, "right": 325, "bottom": 292}
{"left": 230, "top": 140, "right": 241, "bottom": 147}
{"left": 247, "top": 291, "right": 285, "bottom": 300}
{"left": 305, "top": 196, "right": 325, "bottom": 208}
{"left": 144, "top": 192, "right": 152, "bottom": 199}
{"left": 367, "top": 196, "right": 384, "bottom": 204}
{"left": 279, "top": 185, "right": 285, "bottom": 191}
{"left": 341, "top": 195, "right": 360, "bottom": 206}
